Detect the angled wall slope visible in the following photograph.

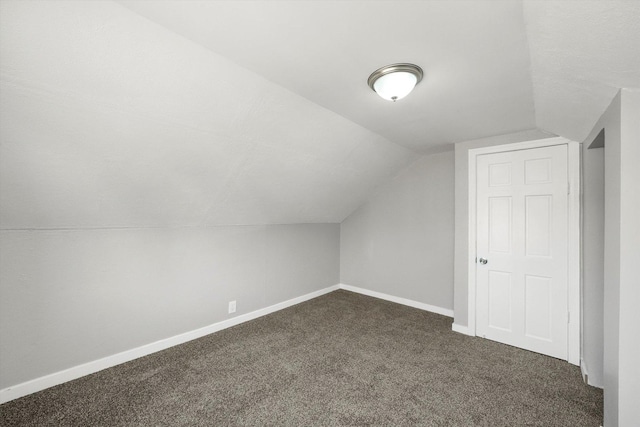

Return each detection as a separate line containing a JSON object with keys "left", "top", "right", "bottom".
{"left": 0, "top": 0, "right": 409, "bottom": 397}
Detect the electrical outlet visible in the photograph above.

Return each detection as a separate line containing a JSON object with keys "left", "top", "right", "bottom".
{"left": 228, "top": 300, "right": 236, "bottom": 314}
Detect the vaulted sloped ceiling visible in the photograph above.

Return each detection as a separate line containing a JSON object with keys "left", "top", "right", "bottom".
{"left": 1, "top": 1, "right": 638, "bottom": 229}
{"left": 523, "top": 0, "right": 640, "bottom": 142}
{"left": 0, "top": 1, "right": 413, "bottom": 229}
{"left": 117, "top": 0, "right": 640, "bottom": 148}
{"left": 117, "top": 0, "right": 538, "bottom": 152}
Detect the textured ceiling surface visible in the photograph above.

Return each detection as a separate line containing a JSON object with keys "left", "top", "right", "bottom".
{"left": 1, "top": 1, "right": 638, "bottom": 229}
{"left": 523, "top": 0, "right": 640, "bottom": 142}
{"left": 116, "top": 0, "right": 537, "bottom": 152}
{"left": 0, "top": 0, "right": 412, "bottom": 229}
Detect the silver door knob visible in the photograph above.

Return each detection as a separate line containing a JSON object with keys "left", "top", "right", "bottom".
{"left": 479, "top": 258, "right": 488, "bottom": 264}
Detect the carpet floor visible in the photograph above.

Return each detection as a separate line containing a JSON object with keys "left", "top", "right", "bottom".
{"left": 1, "top": 290, "right": 603, "bottom": 426}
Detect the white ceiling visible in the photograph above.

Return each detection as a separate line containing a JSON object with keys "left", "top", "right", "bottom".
{"left": 117, "top": 0, "right": 537, "bottom": 152}
{"left": 117, "top": 0, "right": 640, "bottom": 150}
{"left": 524, "top": 0, "right": 640, "bottom": 141}
{"left": 0, "top": 0, "right": 412, "bottom": 228}
{"left": 1, "top": 1, "right": 638, "bottom": 229}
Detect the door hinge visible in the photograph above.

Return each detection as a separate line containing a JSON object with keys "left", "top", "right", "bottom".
{"left": 567, "top": 311, "right": 571, "bottom": 324}
{"left": 567, "top": 182, "right": 570, "bottom": 195}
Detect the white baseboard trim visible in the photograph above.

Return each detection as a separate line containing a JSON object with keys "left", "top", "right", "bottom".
{"left": 451, "top": 323, "right": 475, "bottom": 336}
{"left": 579, "top": 358, "right": 603, "bottom": 389}
{"left": 338, "top": 284, "right": 454, "bottom": 318}
{"left": 0, "top": 284, "right": 340, "bottom": 404}
{"left": 580, "top": 357, "right": 589, "bottom": 384}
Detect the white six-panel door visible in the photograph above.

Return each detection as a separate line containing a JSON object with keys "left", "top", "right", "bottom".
{"left": 476, "top": 145, "right": 568, "bottom": 359}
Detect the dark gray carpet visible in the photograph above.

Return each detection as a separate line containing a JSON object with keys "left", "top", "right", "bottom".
{"left": 1, "top": 290, "right": 602, "bottom": 426}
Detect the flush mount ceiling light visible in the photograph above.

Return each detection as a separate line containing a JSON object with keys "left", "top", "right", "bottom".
{"left": 367, "top": 63, "right": 423, "bottom": 102}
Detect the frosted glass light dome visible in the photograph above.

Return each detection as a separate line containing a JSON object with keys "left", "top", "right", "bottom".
{"left": 373, "top": 72, "right": 418, "bottom": 101}
{"left": 368, "top": 63, "right": 423, "bottom": 102}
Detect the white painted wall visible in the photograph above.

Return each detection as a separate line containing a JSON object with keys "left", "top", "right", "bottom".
{"left": 586, "top": 92, "right": 621, "bottom": 427}
{"left": 583, "top": 89, "right": 640, "bottom": 427}
{"left": 617, "top": 90, "right": 640, "bottom": 427}
{"left": 0, "top": 224, "right": 339, "bottom": 390}
{"left": 340, "top": 151, "right": 454, "bottom": 311}
{"left": 581, "top": 144, "right": 604, "bottom": 388}
{"left": 452, "top": 129, "right": 554, "bottom": 327}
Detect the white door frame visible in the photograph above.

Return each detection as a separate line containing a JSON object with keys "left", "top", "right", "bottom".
{"left": 467, "top": 137, "right": 580, "bottom": 365}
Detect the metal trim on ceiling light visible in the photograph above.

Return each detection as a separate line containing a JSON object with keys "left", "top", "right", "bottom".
{"left": 367, "top": 63, "right": 424, "bottom": 91}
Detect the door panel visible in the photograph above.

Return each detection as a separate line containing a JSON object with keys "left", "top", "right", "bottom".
{"left": 488, "top": 271, "right": 512, "bottom": 331}
{"left": 489, "top": 197, "right": 512, "bottom": 253}
{"left": 476, "top": 145, "right": 568, "bottom": 360}
{"left": 525, "top": 195, "right": 552, "bottom": 257}
{"left": 524, "top": 274, "right": 552, "bottom": 341}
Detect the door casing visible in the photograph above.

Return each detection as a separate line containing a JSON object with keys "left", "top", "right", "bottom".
{"left": 467, "top": 137, "right": 580, "bottom": 365}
